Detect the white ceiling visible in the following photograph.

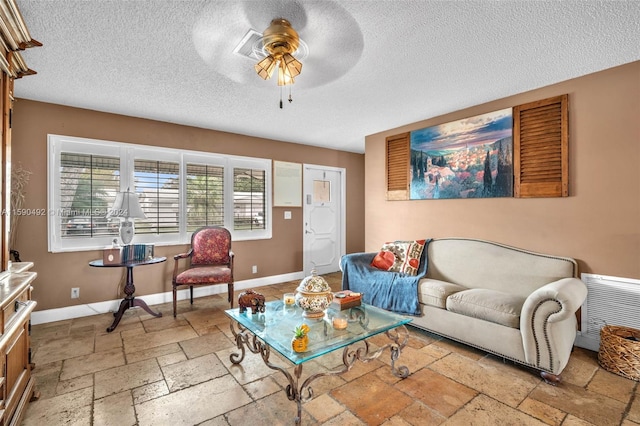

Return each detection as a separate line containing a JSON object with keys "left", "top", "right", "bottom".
{"left": 15, "top": 0, "right": 640, "bottom": 154}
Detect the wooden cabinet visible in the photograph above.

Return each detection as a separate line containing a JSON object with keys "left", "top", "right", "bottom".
{"left": 0, "top": 0, "right": 41, "bottom": 271}
{"left": 0, "top": 268, "right": 36, "bottom": 425}
{"left": 1, "top": 27, "right": 39, "bottom": 419}
{"left": 0, "top": 2, "right": 40, "bottom": 421}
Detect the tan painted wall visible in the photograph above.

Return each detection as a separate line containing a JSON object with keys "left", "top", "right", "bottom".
{"left": 11, "top": 100, "right": 365, "bottom": 310}
{"left": 365, "top": 61, "right": 640, "bottom": 279}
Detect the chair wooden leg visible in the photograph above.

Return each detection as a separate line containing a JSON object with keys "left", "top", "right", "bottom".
{"left": 229, "top": 283, "right": 234, "bottom": 307}
{"left": 190, "top": 286, "right": 194, "bottom": 304}
{"left": 172, "top": 285, "right": 177, "bottom": 318}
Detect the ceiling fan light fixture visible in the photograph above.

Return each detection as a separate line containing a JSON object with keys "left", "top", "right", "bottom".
{"left": 254, "top": 18, "right": 304, "bottom": 106}
{"left": 281, "top": 53, "right": 302, "bottom": 78}
{"left": 255, "top": 19, "right": 302, "bottom": 84}
{"left": 255, "top": 54, "right": 276, "bottom": 79}
{"left": 277, "top": 61, "right": 295, "bottom": 86}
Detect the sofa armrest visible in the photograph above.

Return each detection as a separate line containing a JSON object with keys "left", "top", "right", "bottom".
{"left": 339, "top": 252, "right": 377, "bottom": 271}
{"left": 520, "top": 277, "right": 588, "bottom": 374}
{"left": 521, "top": 278, "right": 587, "bottom": 325}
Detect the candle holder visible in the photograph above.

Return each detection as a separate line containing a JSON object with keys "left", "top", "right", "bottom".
{"left": 283, "top": 292, "right": 296, "bottom": 306}
{"left": 332, "top": 313, "right": 348, "bottom": 330}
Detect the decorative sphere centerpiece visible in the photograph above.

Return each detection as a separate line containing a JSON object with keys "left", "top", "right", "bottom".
{"left": 295, "top": 269, "right": 334, "bottom": 318}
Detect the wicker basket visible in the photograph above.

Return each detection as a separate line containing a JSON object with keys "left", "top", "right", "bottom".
{"left": 598, "top": 325, "right": 640, "bottom": 381}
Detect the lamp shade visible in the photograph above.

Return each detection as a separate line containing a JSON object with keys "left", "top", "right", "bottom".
{"left": 255, "top": 55, "right": 277, "bottom": 80}
{"left": 107, "top": 190, "right": 146, "bottom": 219}
{"left": 277, "top": 61, "right": 295, "bottom": 86}
{"left": 281, "top": 53, "right": 302, "bottom": 77}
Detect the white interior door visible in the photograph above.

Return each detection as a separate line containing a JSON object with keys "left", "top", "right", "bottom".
{"left": 303, "top": 164, "right": 345, "bottom": 275}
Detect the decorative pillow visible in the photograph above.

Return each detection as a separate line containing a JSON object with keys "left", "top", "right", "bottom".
{"left": 371, "top": 240, "right": 426, "bottom": 275}
{"left": 371, "top": 250, "right": 396, "bottom": 270}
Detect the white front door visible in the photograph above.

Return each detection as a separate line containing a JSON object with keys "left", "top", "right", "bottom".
{"left": 303, "top": 164, "right": 345, "bottom": 275}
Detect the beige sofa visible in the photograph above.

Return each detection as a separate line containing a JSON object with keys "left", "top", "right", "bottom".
{"left": 344, "top": 238, "right": 588, "bottom": 383}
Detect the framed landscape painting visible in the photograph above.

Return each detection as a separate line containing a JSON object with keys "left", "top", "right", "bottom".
{"left": 410, "top": 108, "right": 513, "bottom": 200}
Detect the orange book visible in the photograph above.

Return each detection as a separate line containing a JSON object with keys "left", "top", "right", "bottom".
{"left": 330, "top": 290, "right": 362, "bottom": 310}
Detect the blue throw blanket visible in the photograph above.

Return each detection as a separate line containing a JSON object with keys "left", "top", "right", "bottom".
{"left": 340, "top": 239, "right": 431, "bottom": 316}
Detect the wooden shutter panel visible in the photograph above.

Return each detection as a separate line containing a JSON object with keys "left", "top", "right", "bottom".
{"left": 386, "top": 132, "right": 410, "bottom": 200}
{"left": 514, "top": 94, "right": 569, "bottom": 197}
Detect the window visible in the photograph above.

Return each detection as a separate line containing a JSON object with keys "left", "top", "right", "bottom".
{"left": 134, "top": 159, "right": 180, "bottom": 235}
{"left": 59, "top": 153, "right": 120, "bottom": 239}
{"left": 186, "top": 163, "right": 224, "bottom": 232}
{"left": 233, "top": 167, "right": 266, "bottom": 231}
{"left": 48, "top": 135, "right": 271, "bottom": 252}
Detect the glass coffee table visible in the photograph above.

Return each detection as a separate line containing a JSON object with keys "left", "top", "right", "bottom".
{"left": 225, "top": 300, "right": 412, "bottom": 425}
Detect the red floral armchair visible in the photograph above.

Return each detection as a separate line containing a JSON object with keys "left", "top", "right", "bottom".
{"left": 172, "top": 226, "right": 234, "bottom": 317}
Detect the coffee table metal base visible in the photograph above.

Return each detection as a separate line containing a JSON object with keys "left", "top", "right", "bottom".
{"left": 229, "top": 321, "right": 410, "bottom": 425}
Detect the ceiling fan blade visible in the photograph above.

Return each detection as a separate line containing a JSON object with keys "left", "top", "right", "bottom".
{"left": 192, "top": 0, "right": 364, "bottom": 89}
{"left": 242, "top": 0, "right": 308, "bottom": 33}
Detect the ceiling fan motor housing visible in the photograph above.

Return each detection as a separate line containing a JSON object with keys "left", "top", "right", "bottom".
{"left": 262, "top": 18, "right": 299, "bottom": 57}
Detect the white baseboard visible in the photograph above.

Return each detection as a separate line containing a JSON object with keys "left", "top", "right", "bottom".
{"left": 31, "top": 271, "right": 305, "bottom": 325}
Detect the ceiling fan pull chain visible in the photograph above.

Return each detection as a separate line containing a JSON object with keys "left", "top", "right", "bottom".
{"left": 280, "top": 86, "right": 283, "bottom": 109}
{"left": 289, "top": 86, "right": 293, "bottom": 104}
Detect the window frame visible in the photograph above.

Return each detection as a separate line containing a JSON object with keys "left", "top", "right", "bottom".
{"left": 48, "top": 134, "right": 272, "bottom": 253}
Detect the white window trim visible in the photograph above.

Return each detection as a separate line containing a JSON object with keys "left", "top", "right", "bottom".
{"left": 48, "top": 134, "right": 272, "bottom": 253}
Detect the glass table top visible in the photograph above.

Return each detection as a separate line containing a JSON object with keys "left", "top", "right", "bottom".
{"left": 225, "top": 300, "right": 412, "bottom": 365}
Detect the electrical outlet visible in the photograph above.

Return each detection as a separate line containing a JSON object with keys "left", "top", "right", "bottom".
{"left": 71, "top": 287, "right": 80, "bottom": 299}
{"left": 252, "top": 265, "right": 257, "bottom": 274}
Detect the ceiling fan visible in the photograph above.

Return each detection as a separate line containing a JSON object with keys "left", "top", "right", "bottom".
{"left": 192, "top": 0, "right": 364, "bottom": 94}
{"left": 254, "top": 18, "right": 303, "bottom": 86}
{"left": 252, "top": 18, "right": 305, "bottom": 107}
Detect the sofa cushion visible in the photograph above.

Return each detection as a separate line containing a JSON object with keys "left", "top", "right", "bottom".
{"left": 419, "top": 279, "right": 467, "bottom": 309}
{"left": 446, "top": 289, "right": 525, "bottom": 329}
{"left": 371, "top": 240, "right": 426, "bottom": 275}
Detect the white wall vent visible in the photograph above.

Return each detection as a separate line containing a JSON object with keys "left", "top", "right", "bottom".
{"left": 233, "top": 29, "right": 262, "bottom": 60}
{"left": 575, "top": 273, "right": 640, "bottom": 351}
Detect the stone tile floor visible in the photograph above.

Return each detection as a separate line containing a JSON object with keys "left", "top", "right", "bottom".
{"left": 24, "top": 272, "right": 639, "bottom": 425}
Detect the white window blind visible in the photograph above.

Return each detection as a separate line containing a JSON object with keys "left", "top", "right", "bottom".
{"left": 134, "top": 159, "right": 180, "bottom": 235}
{"left": 233, "top": 167, "right": 266, "bottom": 231}
{"left": 59, "top": 153, "right": 120, "bottom": 239}
{"left": 186, "top": 163, "right": 224, "bottom": 232}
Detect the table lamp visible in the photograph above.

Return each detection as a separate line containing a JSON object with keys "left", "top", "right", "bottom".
{"left": 107, "top": 188, "right": 146, "bottom": 244}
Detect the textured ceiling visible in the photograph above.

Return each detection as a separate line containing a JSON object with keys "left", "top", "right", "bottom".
{"left": 15, "top": 0, "right": 640, "bottom": 154}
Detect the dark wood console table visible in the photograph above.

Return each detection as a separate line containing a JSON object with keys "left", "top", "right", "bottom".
{"left": 89, "top": 256, "right": 166, "bottom": 332}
